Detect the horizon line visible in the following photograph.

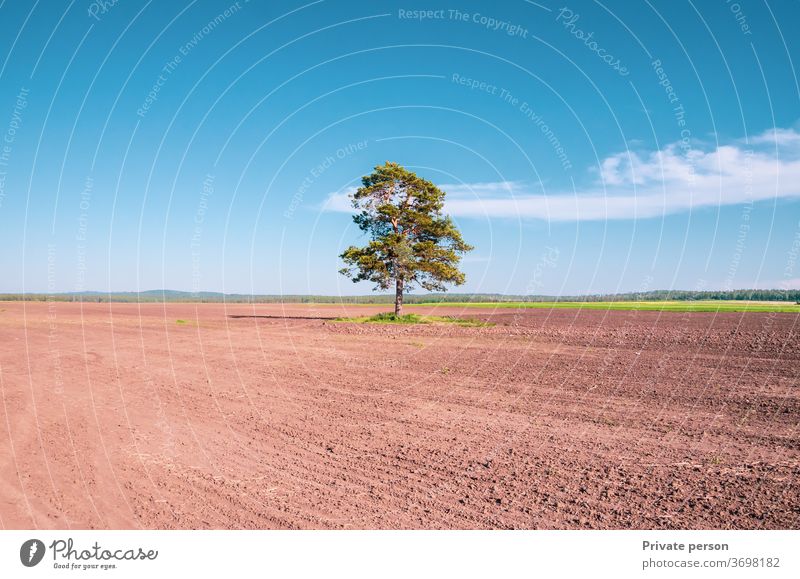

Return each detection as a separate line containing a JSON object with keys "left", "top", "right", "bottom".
{"left": 1, "top": 288, "right": 798, "bottom": 299}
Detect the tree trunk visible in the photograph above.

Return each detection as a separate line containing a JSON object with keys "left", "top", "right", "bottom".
{"left": 394, "top": 278, "right": 404, "bottom": 316}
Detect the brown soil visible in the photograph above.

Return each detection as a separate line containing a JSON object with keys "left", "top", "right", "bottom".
{"left": 0, "top": 301, "right": 797, "bottom": 529}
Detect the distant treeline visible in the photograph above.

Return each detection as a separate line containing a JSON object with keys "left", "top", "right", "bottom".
{"left": 1, "top": 289, "right": 799, "bottom": 303}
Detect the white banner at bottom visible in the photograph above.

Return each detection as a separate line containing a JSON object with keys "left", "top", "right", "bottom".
{"left": 1, "top": 530, "right": 796, "bottom": 578}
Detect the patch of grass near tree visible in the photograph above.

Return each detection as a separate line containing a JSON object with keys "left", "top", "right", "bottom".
{"left": 333, "top": 312, "right": 491, "bottom": 327}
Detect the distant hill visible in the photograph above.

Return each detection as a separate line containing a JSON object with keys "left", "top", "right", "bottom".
{"left": 1, "top": 289, "right": 798, "bottom": 303}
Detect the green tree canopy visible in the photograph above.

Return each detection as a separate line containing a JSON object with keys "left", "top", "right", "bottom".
{"left": 339, "top": 162, "right": 473, "bottom": 315}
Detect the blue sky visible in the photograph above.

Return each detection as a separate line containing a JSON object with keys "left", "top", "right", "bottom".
{"left": 0, "top": 0, "right": 798, "bottom": 295}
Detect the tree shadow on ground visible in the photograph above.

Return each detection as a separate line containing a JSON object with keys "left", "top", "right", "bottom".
{"left": 227, "top": 314, "right": 337, "bottom": 321}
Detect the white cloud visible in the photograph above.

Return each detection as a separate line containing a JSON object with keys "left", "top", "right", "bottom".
{"left": 438, "top": 181, "right": 523, "bottom": 198}
{"left": 323, "top": 187, "right": 357, "bottom": 213}
{"left": 323, "top": 127, "right": 800, "bottom": 221}
{"left": 747, "top": 127, "right": 800, "bottom": 147}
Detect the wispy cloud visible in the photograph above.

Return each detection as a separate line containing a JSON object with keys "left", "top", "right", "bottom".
{"left": 747, "top": 127, "right": 800, "bottom": 147}
{"left": 322, "top": 188, "right": 357, "bottom": 213}
{"left": 323, "top": 127, "right": 800, "bottom": 221}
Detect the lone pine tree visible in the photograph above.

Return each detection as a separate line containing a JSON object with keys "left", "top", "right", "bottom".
{"left": 339, "top": 162, "right": 473, "bottom": 316}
